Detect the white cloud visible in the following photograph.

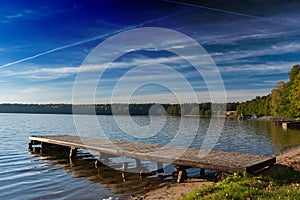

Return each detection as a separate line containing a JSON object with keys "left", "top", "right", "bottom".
{"left": 5, "top": 13, "right": 23, "bottom": 19}
{"left": 20, "top": 87, "right": 42, "bottom": 94}
{"left": 1, "top": 52, "right": 214, "bottom": 81}
{"left": 219, "top": 62, "right": 297, "bottom": 75}
{"left": 2, "top": 9, "right": 39, "bottom": 23}
{"left": 2, "top": 66, "right": 78, "bottom": 80}
{"left": 0, "top": 75, "right": 270, "bottom": 104}
{"left": 211, "top": 42, "right": 300, "bottom": 64}
{"left": 201, "top": 31, "right": 295, "bottom": 45}
{"left": 0, "top": 85, "right": 73, "bottom": 104}
{"left": 89, "top": 89, "right": 269, "bottom": 104}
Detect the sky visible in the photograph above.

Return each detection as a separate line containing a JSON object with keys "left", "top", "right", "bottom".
{"left": 0, "top": 0, "right": 300, "bottom": 104}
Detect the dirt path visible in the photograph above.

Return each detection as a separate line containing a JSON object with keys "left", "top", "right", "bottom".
{"left": 130, "top": 179, "right": 215, "bottom": 200}
{"left": 130, "top": 145, "right": 300, "bottom": 200}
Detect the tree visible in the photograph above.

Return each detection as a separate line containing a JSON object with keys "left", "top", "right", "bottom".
{"left": 289, "top": 64, "right": 300, "bottom": 82}
{"left": 270, "top": 81, "right": 285, "bottom": 116}
{"left": 220, "top": 65, "right": 300, "bottom": 118}
{"left": 288, "top": 72, "right": 300, "bottom": 118}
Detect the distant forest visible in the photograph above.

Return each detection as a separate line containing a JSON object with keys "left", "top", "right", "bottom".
{"left": 2, "top": 65, "right": 298, "bottom": 118}
{"left": 237, "top": 64, "right": 300, "bottom": 119}
{"left": 0, "top": 102, "right": 239, "bottom": 116}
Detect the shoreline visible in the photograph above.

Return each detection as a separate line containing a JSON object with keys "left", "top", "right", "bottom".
{"left": 275, "top": 144, "right": 300, "bottom": 171}
{"left": 130, "top": 145, "right": 300, "bottom": 200}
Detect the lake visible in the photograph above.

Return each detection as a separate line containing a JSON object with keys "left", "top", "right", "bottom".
{"left": 1, "top": 113, "right": 300, "bottom": 199}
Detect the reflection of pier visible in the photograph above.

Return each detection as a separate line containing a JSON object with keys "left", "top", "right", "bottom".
{"left": 29, "top": 135, "right": 276, "bottom": 182}
{"left": 29, "top": 152, "right": 167, "bottom": 195}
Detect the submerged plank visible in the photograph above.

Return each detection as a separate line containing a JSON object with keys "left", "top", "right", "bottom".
{"left": 29, "top": 135, "right": 276, "bottom": 173}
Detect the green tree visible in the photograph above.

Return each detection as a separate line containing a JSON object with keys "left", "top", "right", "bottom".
{"left": 288, "top": 72, "right": 300, "bottom": 118}
{"left": 270, "top": 81, "right": 285, "bottom": 116}
{"left": 289, "top": 64, "right": 300, "bottom": 82}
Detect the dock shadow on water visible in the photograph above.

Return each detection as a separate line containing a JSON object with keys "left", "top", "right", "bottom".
{"left": 29, "top": 148, "right": 175, "bottom": 199}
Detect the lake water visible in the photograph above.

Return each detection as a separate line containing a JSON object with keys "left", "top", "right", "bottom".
{"left": 1, "top": 113, "right": 300, "bottom": 199}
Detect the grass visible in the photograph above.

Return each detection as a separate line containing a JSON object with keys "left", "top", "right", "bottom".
{"left": 181, "top": 169, "right": 300, "bottom": 200}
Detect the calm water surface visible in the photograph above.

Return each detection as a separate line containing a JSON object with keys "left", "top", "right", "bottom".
{"left": 1, "top": 113, "right": 300, "bottom": 199}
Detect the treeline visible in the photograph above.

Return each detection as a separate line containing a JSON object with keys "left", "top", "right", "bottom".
{"left": 237, "top": 64, "right": 300, "bottom": 119}
{"left": 0, "top": 102, "right": 239, "bottom": 116}
{"left": 236, "top": 95, "right": 271, "bottom": 117}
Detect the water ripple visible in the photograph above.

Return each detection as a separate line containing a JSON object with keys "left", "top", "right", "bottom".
{"left": 1, "top": 114, "right": 300, "bottom": 199}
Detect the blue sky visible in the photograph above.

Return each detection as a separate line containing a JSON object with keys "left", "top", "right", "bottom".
{"left": 0, "top": 0, "right": 300, "bottom": 103}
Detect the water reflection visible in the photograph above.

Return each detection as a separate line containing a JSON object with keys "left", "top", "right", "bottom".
{"left": 30, "top": 150, "right": 173, "bottom": 197}
{"left": 225, "top": 120, "right": 300, "bottom": 154}
{"left": 268, "top": 122, "right": 300, "bottom": 151}
{"left": 3, "top": 114, "right": 300, "bottom": 200}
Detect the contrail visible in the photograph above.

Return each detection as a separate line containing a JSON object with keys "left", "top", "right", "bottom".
{"left": 163, "top": 0, "right": 273, "bottom": 21}
{"left": 0, "top": 28, "right": 124, "bottom": 69}
{"left": 0, "top": 35, "right": 103, "bottom": 69}
{"left": 0, "top": 9, "right": 188, "bottom": 70}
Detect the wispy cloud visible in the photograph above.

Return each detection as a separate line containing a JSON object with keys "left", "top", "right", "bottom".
{"left": 90, "top": 89, "right": 269, "bottom": 104}
{"left": 3, "top": 66, "right": 79, "bottom": 79}
{"left": 201, "top": 31, "right": 296, "bottom": 45}
{"left": 212, "top": 42, "right": 300, "bottom": 64}
{"left": 0, "top": 85, "right": 73, "bottom": 103}
{"left": 163, "top": 0, "right": 276, "bottom": 22}
{"left": 1, "top": 53, "right": 211, "bottom": 81}
{"left": 20, "top": 87, "right": 42, "bottom": 94}
{"left": 1, "top": 5, "right": 80, "bottom": 24}
{"left": 0, "top": 9, "right": 39, "bottom": 23}
{"left": 5, "top": 10, "right": 30, "bottom": 19}
{"left": 220, "top": 62, "right": 296, "bottom": 74}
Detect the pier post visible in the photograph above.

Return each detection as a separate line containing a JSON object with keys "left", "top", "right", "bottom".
{"left": 176, "top": 165, "right": 187, "bottom": 183}
{"left": 69, "top": 147, "right": 77, "bottom": 158}
{"left": 157, "top": 162, "right": 164, "bottom": 173}
{"left": 95, "top": 153, "right": 104, "bottom": 168}
{"left": 135, "top": 158, "right": 141, "bottom": 168}
{"left": 29, "top": 140, "right": 41, "bottom": 152}
{"left": 122, "top": 162, "right": 129, "bottom": 182}
{"left": 69, "top": 157, "right": 74, "bottom": 167}
{"left": 200, "top": 168, "right": 205, "bottom": 175}
{"left": 135, "top": 159, "right": 147, "bottom": 178}
{"left": 33, "top": 147, "right": 41, "bottom": 153}
{"left": 40, "top": 142, "right": 52, "bottom": 154}
{"left": 122, "top": 162, "right": 128, "bottom": 171}
{"left": 28, "top": 141, "right": 33, "bottom": 150}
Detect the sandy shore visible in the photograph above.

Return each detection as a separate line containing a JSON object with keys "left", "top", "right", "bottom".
{"left": 276, "top": 145, "right": 300, "bottom": 172}
{"left": 130, "top": 179, "right": 215, "bottom": 200}
{"left": 130, "top": 145, "right": 300, "bottom": 200}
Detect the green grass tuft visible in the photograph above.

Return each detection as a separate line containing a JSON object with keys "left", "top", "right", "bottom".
{"left": 181, "top": 170, "right": 300, "bottom": 200}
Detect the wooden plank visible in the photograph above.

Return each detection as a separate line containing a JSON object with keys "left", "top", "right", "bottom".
{"left": 29, "top": 135, "right": 276, "bottom": 174}
{"left": 246, "top": 157, "right": 276, "bottom": 173}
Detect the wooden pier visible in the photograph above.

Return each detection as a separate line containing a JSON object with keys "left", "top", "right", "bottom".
{"left": 272, "top": 118, "right": 296, "bottom": 125}
{"left": 271, "top": 118, "right": 300, "bottom": 130}
{"left": 29, "top": 135, "right": 276, "bottom": 182}
{"left": 282, "top": 121, "right": 300, "bottom": 130}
